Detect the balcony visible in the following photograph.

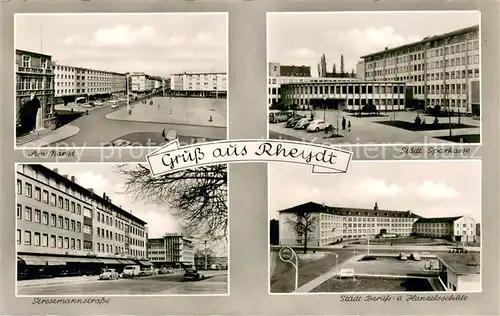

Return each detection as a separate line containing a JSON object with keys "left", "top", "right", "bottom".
{"left": 17, "top": 65, "right": 53, "bottom": 75}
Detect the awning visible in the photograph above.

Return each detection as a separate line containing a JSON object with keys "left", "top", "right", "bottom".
{"left": 98, "top": 258, "right": 122, "bottom": 264}
{"left": 122, "top": 260, "right": 136, "bottom": 264}
{"left": 18, "top": 255, "right": 66, "bottom": 266}
{"left": 138, "top": 260, "right": 153, "bottom": 266}
{"left": 46, "top": 258, "right": 67, "bottom": 266}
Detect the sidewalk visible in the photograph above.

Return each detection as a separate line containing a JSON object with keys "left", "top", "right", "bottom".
{"left": 19, "top": 125, "right": 80, "bottom": 148}
{"left": 18, "top": 275, "right": 99, "bottom": 287}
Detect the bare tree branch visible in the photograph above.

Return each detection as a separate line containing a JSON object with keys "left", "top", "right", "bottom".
{"left": 285, "top": 212, "right": 317, "bottom": 254}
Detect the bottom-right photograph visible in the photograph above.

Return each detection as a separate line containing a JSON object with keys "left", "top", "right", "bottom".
{"left": 269, "top": 160, "right": 481, "bottom": 294}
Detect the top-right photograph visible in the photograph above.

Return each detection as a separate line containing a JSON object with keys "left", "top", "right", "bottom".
{"left": 267, "top": 11, "right": 481, "bottom": 145}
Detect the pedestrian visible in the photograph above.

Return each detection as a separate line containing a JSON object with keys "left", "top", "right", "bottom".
{"left": 169, "top": 109, "right": 172, "bottom": 115}
{"left": 209, "top": 115, "right": 213, "bottom": 122}
{"left": 162, "top": 129, "right": 166, "bottom": 138}
{"left": 85, "top": 109, "right": 89, "bottom": 116}
{"left": 342, "top": 117, "right": 346, "bottom": 130}
{"left": 348, "top": 121, "right": 351, "bottom": 131}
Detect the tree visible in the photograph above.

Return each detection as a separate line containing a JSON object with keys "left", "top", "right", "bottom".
{"left": 194, "top": 248, "right": 216, "bottom": 269}
{"left": 317, "top": 63, "right": 321, "bottom": 77}
{"left": 115, "top": 164, "right": 228, "bottom": 245}
{"left": 340, "top": 54, "right": 345, "bottom": 77}
{"left": 285, "top": 211, "right": 317, "bottom": 254}
{"left": 320, "top": 54, "right": 327, "bottom": 77}
{"left": 332, "top": 63, "right": 336, "bottom": 77}
{"left": 351, "top": 69, "right": 355, "bottom": 78}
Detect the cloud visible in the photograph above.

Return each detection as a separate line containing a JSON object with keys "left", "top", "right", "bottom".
{"left": 285, "top": 47, "right": 317, "bottom": 59}
{"left": 92, "top": 24, "right": 159, "bottom": 47}
{"left": 358, "top": 178, "right": 404, "bottom": 197}
{"left": 412, "top": 181, "right": 458, "bottom": 200}
{"left": 72, "top": 171, "right": 110, "bottom": 194}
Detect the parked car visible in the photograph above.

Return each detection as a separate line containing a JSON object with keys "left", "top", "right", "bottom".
{"left": 139, "top": 268, "right": 156, "bottom": 277}
{"left": 409, "top": 253, "right": 421, "bottom": 261}
{"left": 286, "top": 115, "right": 306, "bottom": 128}
{"left": 82, "top": 103, "right": 93, "bottom": 108}
{"left": 99, "top": 269, "right": 120, "bottom": 280}
{"left": 307, "top": 120, "right": 332, "bottom": 132}
{"left": 449, "top": 247, "right": 468, "bottom": 253}
{"left": 110, "top": 103, "right": 120, "bottom": 109}
{"left": 183, "top": 268, "right": 205, "bottom": 281}
{"left": 94, "top": 101, "right": 103, "bottom": 106}
{"left": 122, "top": 265, "right": 141, "bottom": 278}
{"left": 269, "top": 112, "right": 289, "bottom": 123}
{"left": 294, "top": 118, "right": 313, "bottom": 129}
{"left": 398, "top": 253, "right": 408, "bottom": 261}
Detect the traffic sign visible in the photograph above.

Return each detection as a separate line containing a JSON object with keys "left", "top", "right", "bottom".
{"left": 278, "top": 246, "right": 299, "bottom": 291}
{"left": 279, "top": 247, "right": 294, "bottom": 261}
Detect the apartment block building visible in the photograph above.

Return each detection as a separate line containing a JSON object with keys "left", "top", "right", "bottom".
{"left": 413, "top": 216, "right": 477, "bottom": 242}
{"left": 129, "top": 72, "right": 162, "bottom": 94}
{"left": 16, "top": 164, "right": 151, "bottom": 277}
{"left": 170, "top": 72, "right": 227, "bottom": 97}
{"left": 269, "top": 62, "right": 311, "bottom": 77}
{"left": 147, "top": 234, "right": 195, "bottom": 268}
{"left": 15, "top": 49, "right": 56, "bottom": 134}
{"left": 361, "top": 25, "right": 480, "bottom": 114}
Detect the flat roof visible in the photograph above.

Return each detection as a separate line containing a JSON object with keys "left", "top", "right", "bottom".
{"left": 171, "top": 72, "right": 227, "bottom": 76}
{"left": 361, "top": 25, "right": 479, "bottom": 59}
{"left": 436, "top": 252, "right": 480, "bottom": 275}
{"left": 415, "top": 216, "right": 464, "bottom": 224}
{"left": 278, "top": 201, "right": 421, "bottom": 218}
{"left": 16, "top": 49, "right": 52, "bottom": 58}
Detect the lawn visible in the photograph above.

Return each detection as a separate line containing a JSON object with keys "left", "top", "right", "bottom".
{"left": 311, "top": 276, "right": 434, "bottom": 293}
{"left": 376, "top": 120, "right": 476, "bottom": 131}
{"left": 434, "top": 134, "right": 480, "bottom": 143}
{"left": 352, "top": 237, "right": 454, "bottom": 246}
{"left": 270, "top": 251, "right": 352, "bottom": 293}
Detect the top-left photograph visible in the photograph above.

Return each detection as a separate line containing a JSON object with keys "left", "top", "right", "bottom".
{"left": 14, "top": 13, "right": 228, "bottom": 149}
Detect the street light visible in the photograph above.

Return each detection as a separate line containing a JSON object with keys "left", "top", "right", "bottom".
{"left": 323, "top": 96, "right": 326, "bottom": 122}
{"left": 126, "top": 74, "right": 130, "bottom": 116}
{"left": 335, "top": 253, "right": 339, "bottom": 275}
{"left": 204, "top": 241, "right": 208, "bottom": 271}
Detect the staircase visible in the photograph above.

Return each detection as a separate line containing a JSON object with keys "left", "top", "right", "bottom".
{"left": 16, "top": 129, "right": 51, "bottom": 147}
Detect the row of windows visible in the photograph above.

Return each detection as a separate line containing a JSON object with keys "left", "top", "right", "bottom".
{"left": 16, "top": 78, "right": 53, "bottom": 91}
{"left": 17, "top": 203, "right": 82, "bottom": 232}
{"left": 20, "top": 55, "right": 49, "bottom": 69}
{"left": 96, "top": 211, "right": 145, "bottom": 237}
{"left": 17, "top": 229, "right": 82, "bottom": 250}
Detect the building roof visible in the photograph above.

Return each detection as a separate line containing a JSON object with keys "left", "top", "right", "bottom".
{"left": 278, "top": 201, "right": 421, "bottom": 218}
{"left": 436, "top": 252, "right": 480, "bottom": 275}
{"left": 16, "top": 49, "right": 52, "bottom": 58}
{"left": 170, "top": 72, "right": 227, "bottom": 76}
{"left": 414, "top": 216, "right": 463, "bottom": 224}
{"left": 361, "top": 25, "right": 479, "bottom": 59}
{"left": 23, "top": 164, "right": 147, "bottom": 226}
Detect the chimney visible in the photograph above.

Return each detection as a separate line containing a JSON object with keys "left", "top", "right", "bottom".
{"left": 88, "top": 188, "right": 94, "bottom": 193}
{"left": 103, "top": 192, "right": 107, "bottom": 200}
{"left": 374, "top": 202, "right": 379, "bottom": 211}
{"left": 63, "top": 174, "right": 68, "bottom": 179}
{"left": 384, "top": 47, "right": 388, "bottom": 50}
{"left": 70, "top": 175, "right": 76, "bottom": 183}
{"left": 53, "top": 168, "right": 59, "bottom": 174}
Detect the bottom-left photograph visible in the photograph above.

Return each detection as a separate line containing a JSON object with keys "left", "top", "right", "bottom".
{"left": 15, "top": 163, "right": 228, "bottom": 296}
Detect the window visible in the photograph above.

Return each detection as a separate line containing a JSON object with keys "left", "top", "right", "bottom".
{"left": 51, "top": 193, "right": 56, "bottom": 206}
{"left": 77, "top": 204, "right": 81, "bottom": 215}
{"left": 34, "top": 209, "right": 41, "bottom": 223}
{"left": 83, "top": 224, "right": 92, "bottom": 234}
{"left": 83, "top": 241, "right": 92, "bottom": 251}
{"left": 97, "top": 243, "right": 101, "bottom": 252}
{"left": 34, "top": 232, "right": 41, "bottom": 246}
{"left": 17, "top": 204, "right": 22, "bottom": 218}
{"left": 77, "top": 222, "right": 81, "bottom": 232}
{"left": 64, "top": 218, "right": 69, "bottom": 230}
{"left": 42, "top": 190, "right": 49, "bottom": 203}
{"left": 71, "top": 238, "right": 75, "bottom": 249}
{"left": 58, "top": 216, "right": 63, "bottom": 228}
{"left": 25, "top": 183, "right": 32, "bottom": 197}
{"left": 64, "top": 237, "right": 69, "bottom": 249}
{"left": 24, "top": 231, "right": 31, "bottom": 245}
{"left": 22, "top": 55, "right": 31, "bottom": 67}
{"left": 71, "top": 201, "right": 75, "bottom": 213}
{"left": 71, "top": 220, "right": 75, "bottom": 231}
{"left": 58, "top": 236, "right": 63, "bottom": 248}
{"left": 24, "top": 206, "right": 32, "bottom": 221}
{"left": 58, "top": 196, "right": 63, "bottom": 208}
{"left": 34, "top": 187, "right": 41, "bottom": 200}
{"left": 17, "top": 180, "right": 22, "bottom": 194}
{"left": 77, "top": 239, "right": 81, "bottom": 250}
{"left": 83, "top": 207, "right": 92, "bottom": 218}
{"left": 65, "top": 199, "right": 69, "bottom": 210}
{"left": 17, "top": 230, "right": 21, "bottom": 244}
{"left": 50, "top": 235, "right": 56, "bottom": 248}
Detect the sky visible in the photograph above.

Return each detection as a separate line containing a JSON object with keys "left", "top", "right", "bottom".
{"left": 269, "top": 160, "right": 481, "bottom": 223}
{"left": 43, "top": 163, "right": 226, "bottom": 255}
{"left": 15, "top": 13, "right": 227, "bottom": 77}
{"left": 268, "top": 11, "right": 480, "bottom": 76}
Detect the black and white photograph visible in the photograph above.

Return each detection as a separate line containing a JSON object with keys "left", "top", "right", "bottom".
{"left": 15, "top": 13, "right": 227, "bottom": 148}
{"left": 16, "top": 163, "right": 228, "bottom": 296}
{"left": 269, "top": 161, "right": 481, "bottom": 294}
{"left": 267, "top": 11, "right": 481, "bottom": 145}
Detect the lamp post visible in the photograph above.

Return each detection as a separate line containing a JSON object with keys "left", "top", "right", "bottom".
{"left": 126, "top": 74, "right": 130, "bottom": 116}
{"left": 367, "top": 234, "right": 370, "bottom": 255}
{"left": 336, "top": 253, "right": 339, "bottom": 274}
{"left": 323, "top": 96, "right": 326, "bottom": 122}
{"left": 204, "top": 241, "right": 207, "bottom": 271}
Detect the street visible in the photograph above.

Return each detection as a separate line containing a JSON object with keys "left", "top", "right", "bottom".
{"left": 18, "top": 271, "right": 228, "bottom": 296}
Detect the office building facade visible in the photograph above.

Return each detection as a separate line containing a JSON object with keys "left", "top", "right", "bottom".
{"left": 129, "top": 72, "right": 162, "bottom": 94}
{"left": 413, "top": 216, "right": 477, "bottom": 242}
{"left": 147, "top": 234, "right": 195, "bottom": 268}
{"left": 170, "top": 72, "right": 227, "bottom": 97}
{"left": 16, "top": 164, "right": 150, "bottom": 278}
{"left": 15, "top": 49, "right": 56, "bottom": 133}
{"left": 269, "top": 62, "right": 311, "bottom": 77}
{"left": 360, "top": 25, "right": 480, "bottom": 114}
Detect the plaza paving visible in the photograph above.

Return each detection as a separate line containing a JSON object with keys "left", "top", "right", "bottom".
{"left": 269, "top": 109, "right": 480, "bottom": 145}
{"left": 106, "top": 96, "right": 227, "bottom": 128}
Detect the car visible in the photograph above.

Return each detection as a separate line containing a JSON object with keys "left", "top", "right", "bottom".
{"left": 398, "top": 253, "right": 408, "bottom": 261}
{"left": 269, "top": 112, "right": 289, "bottom": 123}
{"left": 110, "top": 103, "right": 120, "bottom": 109}
{"left": 307, "top": 120, "right": 332, "bottom": 132}
{"left": 94, "top": 101, "right": 103, "bottom": 106}
{"left": 112, "top": 139, "right": 132, "bottom": 147}
{"left": 122, "top": 265, "right": 141, "bottom": 278}
{"left": 99, "top": 269, "right": 119, "bottom": 280}
{"left": 409, "top": 253, "right": 421, "bottom": 261}
{"left": 294, "top": 118, "right": 313, "bottom": 129}
{"left": 82, "top": 103, "right": 93, "bottom": 108}
{"left": 449, "top": 247, "right": 468, "bottom": 253}
{"left": 286, "top": 115, "right": 306, "bottom": 128}
{"left": 183, "top": 268, "right": 205, "bottom": 281}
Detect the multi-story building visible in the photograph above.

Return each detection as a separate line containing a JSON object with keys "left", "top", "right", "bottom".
{"left": 413, "top": 216, "right": 477, "bottom": 242}
{"left": 15, "top": 49, "right": 56, "bottom": 134}
{"left": 279, "top": 202, "right": 421, "bottom": 246}
{"left": 279, "top": 79, "right": 406, "bottom": 111}
{"left": 269, "top": 62, "right": 311, "bottom": 77}
{"left": 54, "top": 64, "right": 127, "bottom": 104}
{"left": 360, "top": 25, "right": 480, "bottom": 115}
{"left": 169, "top": 72, "right": 227, "bottom": 97}
{"left": 16, "top": 164, "right": 151, "bottom": 278}
{"left": 129, "top": 72, "right": 159, "bottom": 94}
{"left": 147, "top": 234, "right": 195, "bottom": 268}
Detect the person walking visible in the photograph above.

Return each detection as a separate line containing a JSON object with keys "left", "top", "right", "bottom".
{"left": 348, "top": 120, "right": 351, "bottom": 131}
{"left": 342, "top": 117, "right": 346, "bottom": 130}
